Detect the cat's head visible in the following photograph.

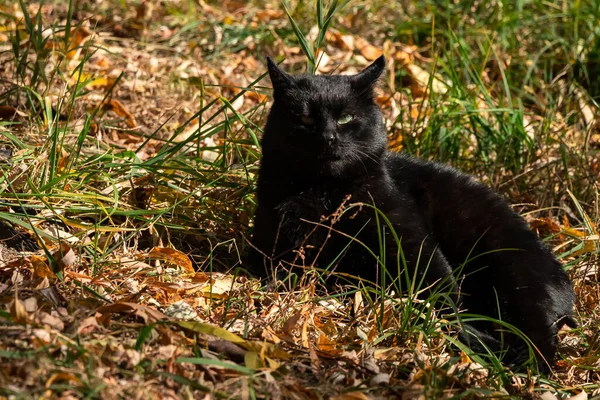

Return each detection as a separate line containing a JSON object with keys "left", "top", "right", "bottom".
{"left": 261, "top": 56, "right": 387, "bottom": 178}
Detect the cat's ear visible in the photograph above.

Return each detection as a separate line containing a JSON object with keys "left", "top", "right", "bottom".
{"left": 267, "top": 57, "right": 294, "bottom": 96}
{"left": 352, "top": 55, "right": 385, "bottom": 94}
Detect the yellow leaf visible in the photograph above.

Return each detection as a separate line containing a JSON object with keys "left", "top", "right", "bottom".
{"left": 178, "top": 321, "right": 292, "bottom": 359}
{"left": 244, "top": 351, "right": 265, "bottom": 369}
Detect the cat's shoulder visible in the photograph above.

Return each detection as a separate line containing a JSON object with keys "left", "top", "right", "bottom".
{"left": 383, "top": 151, "right": 488, "bottom": 195}
{"left": 383, "top": 152, "right": 464, "bottom": 180}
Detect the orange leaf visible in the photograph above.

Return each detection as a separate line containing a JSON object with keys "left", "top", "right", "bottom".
{"left": 45, "top": 373, "right": 81, "bottom": 388}
{"left": 355, "top": 37, "right": 382, "bottom": 61}
{"left": 31, "top": 255, "right": 55, "bottom": 279}
{"left": 102, "top": 99, "right": 137, "bottom": 128}
{"left": 148, "top": 247, "right": 194, "bottom": 273}
{"left": 66, "top": 26, "right": 92, "bottom": 59}
{"left": 316, "top": 332, "right": 342, "bottom": 356}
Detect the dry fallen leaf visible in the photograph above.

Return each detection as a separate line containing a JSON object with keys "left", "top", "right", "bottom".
{"left": 405, "top": 63, "right": 449, "bottom": 95}
{"left": 53, "top": 243, "right": 76, "bottom": 270}
{"left": 96, "top": 302, "right": 168, "bottom": 324}
{"left": 10, "top": 294, "right": 28, "bottom": 324}
{"left": 330, "top": 392, "right": 370, "bottom": 400}
{"left": 100, "top": 99, "right": 137, "bottom": 128}
{"left": 355, "top": 37, "right": 383, "bottom": 61}
{"left": 31, "top": 255, "right": 56, "bottom": 279}
{"left": 147, "top": 247, "right": 194, "bottom": 273}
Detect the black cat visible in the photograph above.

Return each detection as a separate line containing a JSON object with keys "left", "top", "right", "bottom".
{"left": 248, "top": 55, "right": 576, "bottom": 370}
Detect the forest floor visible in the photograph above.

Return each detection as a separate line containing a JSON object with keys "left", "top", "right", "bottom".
{"left": 0, "top": 0, "right": 599, "bottom": 398}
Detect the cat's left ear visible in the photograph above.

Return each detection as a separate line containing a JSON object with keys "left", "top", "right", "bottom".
{"left": 352, "top": 55, "right": 386, "bottom": 94}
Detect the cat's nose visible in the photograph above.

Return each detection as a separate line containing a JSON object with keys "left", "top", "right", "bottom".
{"left": 324, "top": 132, "right": 337, "bottom": 146}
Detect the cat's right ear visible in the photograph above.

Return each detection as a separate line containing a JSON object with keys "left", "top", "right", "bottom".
{"left": 352, "top": 55, "right": 386, "bottom": 94}
{"left": 267, "top": 57, "right": 294, "bottom": 96}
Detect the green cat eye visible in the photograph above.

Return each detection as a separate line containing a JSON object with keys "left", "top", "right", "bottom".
{"left": 337, "top": 114, "right": 353, "bottom": 125}
{"left": 300, "top": 116, "right": 315, "bottom": 125}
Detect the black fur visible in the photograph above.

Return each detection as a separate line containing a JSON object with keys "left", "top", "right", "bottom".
{"left": 249, "top": 56, "right": 576, "bottom": 370}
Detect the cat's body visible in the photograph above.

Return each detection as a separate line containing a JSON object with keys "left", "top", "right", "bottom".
{"left": 249, "top": 56, "right": 575, "bottom": 370}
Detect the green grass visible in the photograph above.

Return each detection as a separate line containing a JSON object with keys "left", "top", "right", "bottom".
{"left": 0, "top": 0, "right": 599, "bottom": 398}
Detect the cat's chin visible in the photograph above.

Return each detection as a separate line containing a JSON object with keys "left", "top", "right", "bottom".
{"left": 319, "top": 158, "right": 348, "bottom": 176}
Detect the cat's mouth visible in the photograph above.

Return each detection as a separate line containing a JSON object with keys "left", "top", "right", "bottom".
{"left": 318, "top": 148, "right": 343, "bottom": 161}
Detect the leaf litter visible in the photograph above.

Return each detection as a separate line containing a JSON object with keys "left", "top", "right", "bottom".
{"left": 0, "top": 0, "right": 599, "bottom": 398}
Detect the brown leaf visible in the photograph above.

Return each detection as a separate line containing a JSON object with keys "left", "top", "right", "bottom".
{"left": 0, "top": 105, "right": 20, "bottom": 120}
{"left": 330, "top": 392, "right": 370, "bottom": 400}
{"left": 405, "top": 63, "right": 449, "bottom": 95}
{"left": 328, "top": 31, "right": 354, "bottom": 51}
{"left": 101, "top": 99, "right": 137, "bottom": 128}
{"left": 77, "top": 316, "right": 101, "bottom": 335}
{"left": 316, "top": 332, "right": 342, "bottom": 356}
{"left": 31, "top": 255, "right": 56, "bottom": 279}
{"left": 255, "top": 8, "right": 283, "bottom": 22}
{"left": 355, "top": 37, "right": 383, "bottom": 61}
{"left": 39, "top": 311, "right": 65, "bottom": 331}
{"left": 53, "top": 242, "right": 76, "bottom": 270}
{"left": 10, "top": 296, "right": 28, "bottom": 324}
{"left": 282, "top": 311, "right": 302, "bottom": 336}
{"left": 96, "top": 302, "right": 168, "bottom": 324}
{"left": 147, "top": 247, "right": 194, "bottom": 273}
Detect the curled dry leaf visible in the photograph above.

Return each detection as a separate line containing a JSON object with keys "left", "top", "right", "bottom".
{"left": 45, "top": 372, "right": 81, "bottom": 388}
{"left": 100, "top": 99, "right": 137, "bottom": 128}
{"left": 355, "top": 37, "right": 383, "bottom": 61}
{"left": 10, "top": 296, "right": 28, "bottom": 324}
{"left": 31, "top": 255, "right": 55, "bottom": 279}
{"left": 327, "top": 30, "right": 354, "bottom": 51}
{"left": 147, "top": 247, "right": 194, "bottom": 273}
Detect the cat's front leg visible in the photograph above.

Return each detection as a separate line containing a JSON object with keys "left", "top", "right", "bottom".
{"left": 274, "top": 191, "right": 330, "bottom": 249}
